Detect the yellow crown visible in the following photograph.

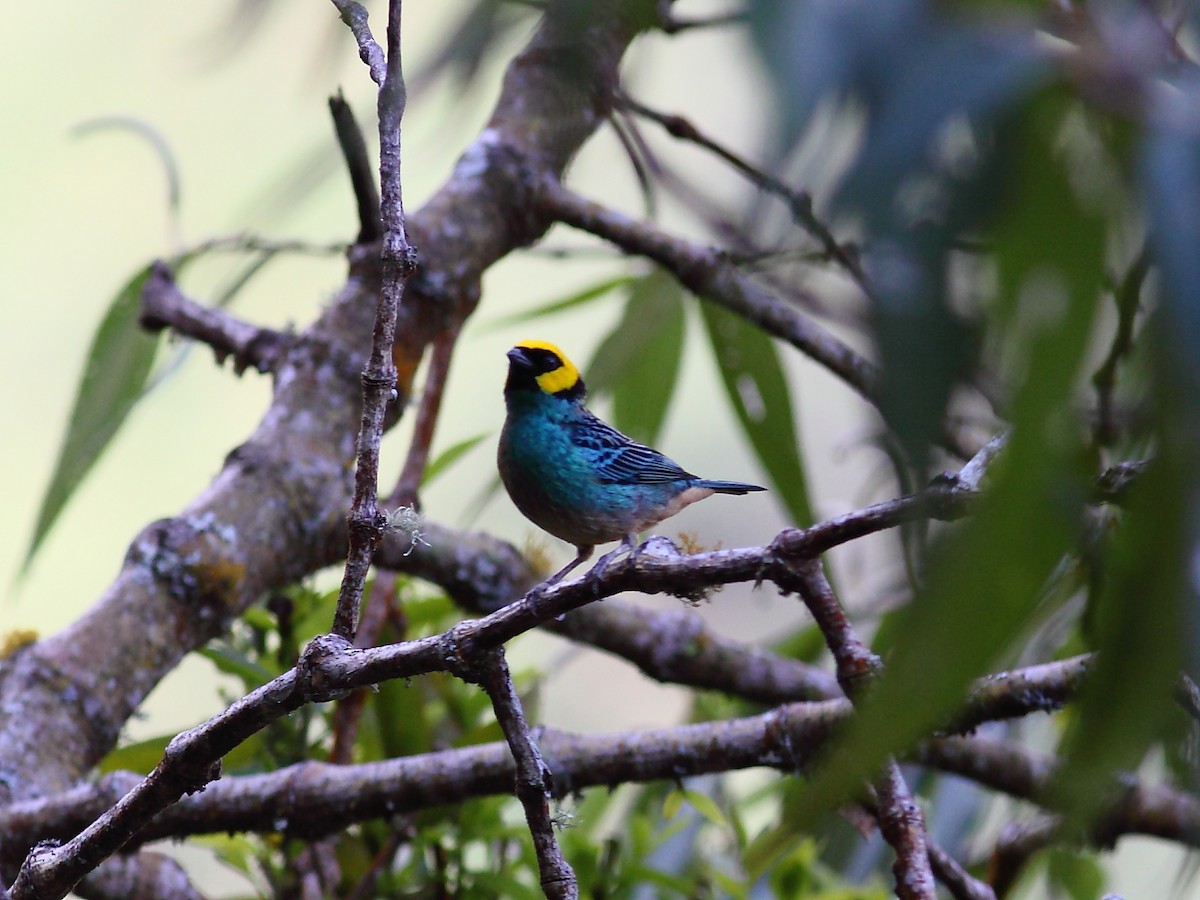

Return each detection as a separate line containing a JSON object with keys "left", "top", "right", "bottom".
{"left": 514, "top": 339, "right": 581, "bottom": 396}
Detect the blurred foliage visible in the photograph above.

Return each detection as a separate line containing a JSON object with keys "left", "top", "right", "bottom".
{"left": 45, "top": 0, "right": 1200, "bottom": 894}
{"left": 744, "top": 0, "right": 1194, "bottom": 826}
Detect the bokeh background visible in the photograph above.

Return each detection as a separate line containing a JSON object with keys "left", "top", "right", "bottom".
{"left": 1, "top": 2, "right": 1191, "bottom": 896}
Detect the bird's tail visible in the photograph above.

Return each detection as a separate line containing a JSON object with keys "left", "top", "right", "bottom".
{"left": 694, "top": 479, "right": 767, "bottom": 495}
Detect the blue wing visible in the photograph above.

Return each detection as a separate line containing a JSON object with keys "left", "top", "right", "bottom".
{"left": 571, "top": 414, "right": 696, "bottom": 485}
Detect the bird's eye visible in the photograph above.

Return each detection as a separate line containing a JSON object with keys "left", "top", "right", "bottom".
{"left": 531, "top": 349, "right": 562, "bottom": 373}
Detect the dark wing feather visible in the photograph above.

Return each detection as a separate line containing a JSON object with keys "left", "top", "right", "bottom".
{"left": 572, "top": 414, "right": 696, "bottom": 484}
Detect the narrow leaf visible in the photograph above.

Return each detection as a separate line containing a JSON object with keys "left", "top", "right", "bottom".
{"left": 485, "top": 274, "right": 637, "bottom": 331}
{"left": 682, "top": 789, "right": 729, "bottom": 830}
{"left": 198, "top": 644, "right": 275, "bottom": 691}
{"left": 662, "top": 789, "right": 684, "bottom": 820}
{"left": 700, "top": 302, "right": 813, "bottom": 526}
{"left": 786, "top": 92, "right": 1104, "bottom": 828}
{"left": 24, "top": 265, "right": 162, "bottom": 570}
{"left": 423, "top": 432, "right": 489, "bottom": 486}
{"left": 586, "top": 269, "right": 686, "bottom": 445}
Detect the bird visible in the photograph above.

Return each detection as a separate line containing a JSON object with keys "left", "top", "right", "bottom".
{"left": 498, "top": 339, "right": 766, "bottom": 589}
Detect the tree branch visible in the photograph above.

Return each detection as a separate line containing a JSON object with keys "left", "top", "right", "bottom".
{"left": 329, "top": 572, "right": 400, "bottom": 765}
{"left": 331, "top": 0, "right": 417, "bottom": 641}
{"left": 3, "top": 705, "right": 848, "bottom": 851}
{"left": 329, "top": 0, "right": 386, "bottom": 85}
{"left": 7, "top": 718, "right": 1198, "bottom": 866}
{"left": 386, "top": 323, "right": 460, "bottom": 508}
{"left": 474, "top": 649, "right": 577, "bottom": 899}
{"left": 139, "top": 262, "right": 294, "bottom": 375}
{"left": 380, "top": 519, "right": 843, "bottom": 701}
{"left": 925, "top": 840, "right": 995, "bottom": 900}
{"left": 7, "top": 501, "right": 1097, "bottom": 897}
{"left": 917, "top": 735, "right": 1200, "bottom": 848}
{"left": 617, "top": 91, "right": 869, "bottom": 289}
{"left": 792, "top": 559, "right": 935, "bottom": 899}
{"left": 328, "top": 91, "right": 382, "bottom": 244}
{"left": 1091, "top": 246, "right": 1149, "bottom": 447}
{"left": 536, "top": 176, "right": 884, "bottom": 415}
{"left": 0, "top": 3, "right": 645, "bottom": 831}
{"left": 988, "top": 816, "right": 1060, "bottom": 897}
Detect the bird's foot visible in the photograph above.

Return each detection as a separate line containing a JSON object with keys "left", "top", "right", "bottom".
{"left": 583, "top": 536, "right": 641, "bottom": 596}
{"left": 524, "top": 582, "right": 546, "bottom": 617}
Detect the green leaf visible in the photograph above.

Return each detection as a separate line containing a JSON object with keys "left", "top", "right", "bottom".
{"left": 711, "top": 868, "right": 751, "bottom": 900}
{"left": 586, "top": 269, "right": 686, "bottom": 445}
{"left": 788, "top": 91, "right": 1104, "bottom": 828}
{"left": 372, "top": 676, "right": 432, "bottom": 759}
{"left": 96, "top": 733, "right": 172, "bottom": 775}
{"left": 195, "top": 833, "right": 265, "bottom": 886}
{"left": 423, "top": 432, "right": 489, "bottom": 486}
{"left": 23, "top": 265, "right": 162, "bottom": 570}
{"left": 198, "top": 644, "right": 275, "bottom": 692}
{"left": 99, "top": 729, "right": 262, "bottom": 776}
{"left": 700, "top": 302, "right": 813, "bottom": 526}
{"left": 772, "top": 622, "right": 827, "bottom": 664}
{"left": 485, "top": 274, "right": 637, "bottom": 331}
{"left": 680, "top": 789, "right": 729, "bottom": 830}
{"left": 662, "top": 788, "right": 684, "bottom": 820}
{"left": 742, "top": 780, "right": 820, "bottom": 878}
{"left": 290, "top": 585, "right": 341, "bottom": 644}
{"left": 1054, "top": 458, "right": 1185, "bottom": 823}
{"left": 1045, "top": 849, "right": 1105, "bottom": 900}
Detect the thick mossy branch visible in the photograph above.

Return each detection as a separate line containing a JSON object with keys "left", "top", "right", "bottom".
{"left": 0, "top": 2, "right": 647, "bottom": 820}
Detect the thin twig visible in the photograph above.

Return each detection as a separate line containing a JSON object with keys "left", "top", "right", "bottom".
{"left": 11, "top": 440, "right": 1147, "bottom": 896}
{"left": 4, "top": 5, "right": 644, "bottom": 888}
{"left": 792, "top": 560, "right": 935, "bottom": 899}
{"left": 0, "top": 503, "right": 1036, "bottom": 897}
{"left": 1092, "top": 244, "right": 1149, "bottom": 447}
{"left": 329, "top": 0, "right": 386, "bottom": 85}
{"left": 873, "top": 760, "right": 937, "bottom": 900}
{"left": 174, "top": 233, "right": 347, "bottom": 259}
{"left": 538, "top": 176, "right": 995, "bottom": 459}
{"left": 329, "top": 572, "right": 401, "bottom": 765}
{"left": 475, "top": 649, "right": 578, "bottom": 900}
{"left": 139, "top": 263, "right": 294, "bottom": 375}
{"left": 607, "top": 107, "right": 659, "bottom": 218}
{"left": 535, "top": 175, "right": 980, "bottom": 461}
{"left": 387, "top": 324, "right": 461, "bottom": 509}
{"left": 987, "top": 815, "right": 1062, "bottom": 897}
{"left": 329, "top": 91, "right": 382, "bottom": 244}
{"left": 925, "top": 839, "right": 995, "bottom": 900}
{"left": 536, "top": 176, "right": 883, "bottom": 409}
{"left": 332, "top": 0, "right": 418, "bottom": 640}
{"left": 344, "top": 824, "right": 411, "bottom": 900}
{"left": 1093, "top": 457, "right": 1152, "bottom": 504}
{"left": 618, "top": 92, "right": 869, "bottom": 290}
{"left": 1174, "top": 672, "right": 1200, "bottom": 722}
{"left": 790, "top": 559, "right": 882, "bottom": 698}
{"left": 290, "top": 840, "right": 341, "bottom": 900}
{"left": 953, "top": 429, "right": 1009, "bottom": 492}
{"left": 658, "top": 10, "right": 746, "bottom": 33}
{"left": 10, "top": 721, "right": 1199, "bottom": 865}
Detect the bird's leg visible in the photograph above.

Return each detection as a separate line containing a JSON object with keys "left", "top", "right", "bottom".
{"left": 584, "top": 532, "right": 639, "bottom": 591}
{"left": 548, "top": 544, "right": 594, "bottom": 587}
{"left": 525, "top": 544, "right": 593, "bottom": 615}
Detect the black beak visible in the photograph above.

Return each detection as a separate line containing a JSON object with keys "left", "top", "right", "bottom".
{"left": 507, "top": 347, "right": 533, "bottom": 369}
